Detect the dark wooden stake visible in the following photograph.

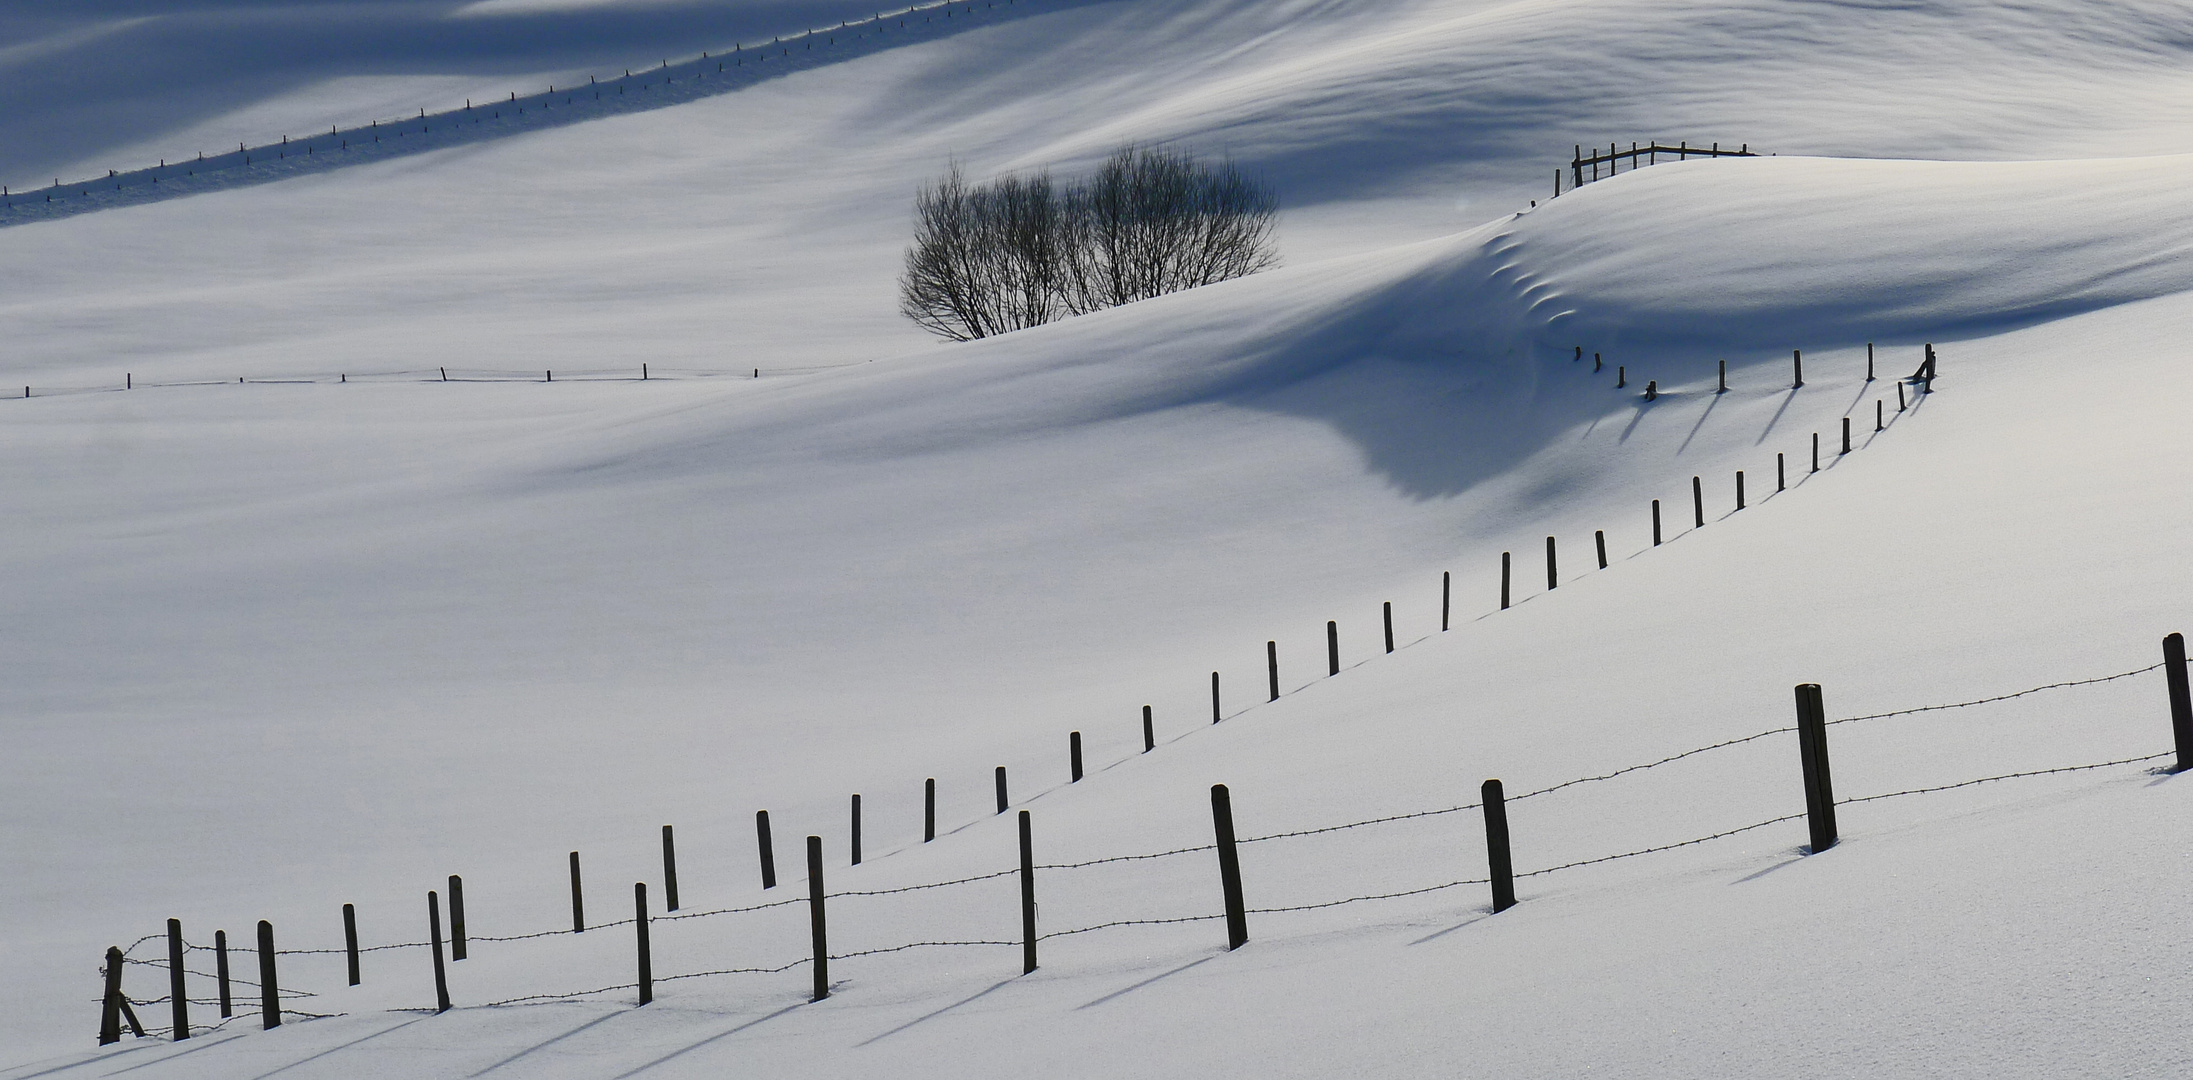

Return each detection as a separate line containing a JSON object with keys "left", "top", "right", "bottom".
{"left": 1842, "top": 416, "right": 1851, "bottom": 455}
{"left": 1718, "top": 360, "right": 1727, "bottom": 393}
{"left": 1069, "top": 732, "right": 1083, "bottom": 782}
{"left": 1875, "top": 400, "right": 1883, "bottom": 432}
{"left": 428, "top": 891, "right": 450, "bottom": 1013}
{"left": 1596, "top": 530, "right": 1607, "bottom": 569}
{"left": 1268, "top": 640, "right": 1280, "bottom": 700}
{"left": 100, "top": 946, "right": 125, "bottom": 1044}
{"left": 1544, "top": 536, "right": 1559, "bottom": 590}
{"left": 850, "top": 795, "right": 863, "bottom": 865}
{"left": 662, "top": 827, "right": 680, "bottom": 909}
{"left": 1383, "top": 602, "right": 1394, "bottom": 653}
{"left": 1777, "top": 453, "right": 1786, "bottom": 491}
{"left": 214, "top": 931, "right": 231, "bottom": 1018}
{"left": 1793, "top": 683, "right": 1839, "bottom": 853}
{"left": 1792, "top": 349, "right": 1803, "bottom": 389}
{"left": 1327, "top": 621, "right": 1340, "bottom": 675}
{"left": 1867, "top": 342, "right": 1875, "bottom": 381}
{"left": 257, "top": 921, "right": 279, "bottom": 1030}
{"left": 1898, "top": 381, "right": 1906, "bottom": 411}
{"left": 1736, "top": 471, "right": 1746, "bottom": 510}
{"left": 1143, "top": 706, "right": 1154, "bottom": 752}
{"left": 634, "top": 882, "right": 653, "bottom": 1005}
{"left": 167, "top": 919, "right": 189, "bottom": 1041}
{"left": 1652, "top": 500, "right": 1661, "bottom": 545}
{"left": 343, "top": 904, "right": 360, "bottom": 985}
{"left": 1482, "top": 779, "right": 1516, "bottom": 912}
{"left": 1501, "top": 551, "right": 1511, "bottom": 608}
{"left": 1442, "top": 571, "right": 1451, "bottom": 631}
{"left": 1594, "top": 352, "right": 1602, "bottom": 372}
{"left": 448, "top": 877, "right": 467, "bottom": 959}
{"left": 1211, "top": 785, "right": 1248, "bottom": 949}
{"left": 756, "top": 811, "right": 778, "bottom": 888}
{"left": 1692, "top": 476, "right": 1704, "bottom": 527}
{"left": 2165, "top": 633, "right": 2192, "bottom": 772}
{"left": 569, "top": 852, "right": 585, "bottom": 931}
{"left": 1813, "top": 432, "right": 1820, "bottom": 472}
{"left": 1018, "top": 810, "right": 1037, "bottom": 974}
{"left": 924, "top": 779, "right": 937, "bottom": 840}
{"left": 1211, "top": 672, "right": 1221, "bottom": 724}
{"left": 996, "top": 766, "right": 1009, "bottom": 813}
{"left": 1644, "top": 379, "right": 1656, "bottom": 401}
{"left": 1617, "top": 365, "right": 1626, "bottom": 389}
{"left": 807, "top": 836, "right": 829, "bottom": 1000}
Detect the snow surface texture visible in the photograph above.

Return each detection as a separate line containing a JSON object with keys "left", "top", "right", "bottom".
{"left": 4, "top": 0, "right": 2193, "bottom": 1075}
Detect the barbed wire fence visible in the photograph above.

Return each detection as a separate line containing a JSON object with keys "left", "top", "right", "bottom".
{"left": 96, "top": 645, "right": 2189, "bottom": 1052}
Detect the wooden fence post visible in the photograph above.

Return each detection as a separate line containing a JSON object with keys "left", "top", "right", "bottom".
{"left": 1501, "top": 552, "right": 1511, "bottom": 608}
{"left": 996, "top": 766, "right": 1009, "bottom": 813}
{"left": 635, "top": 883, "right": 653, "bottom": 1005}
{"left": 1736, "top": 471, "right": 1746, "bottom": 510}
{"left": 1595, "top": 530, "right": 1607, "bottom": 569}
{"left": 1019, "top": 811, "right": 1037, "bottom": 974}
{"left": 569, "top": 852, "right": 585, "bottom": 931}
{"left": 428, "top": 891, "right": 450, "bottom": 1013}
{"left": 214, "top": 931, "right": 230, "bottom": 1018}
{"left": 1792, "top": 349, "right": 1803, "bottom": 389}
{"left": 925, "top": 779, "right": 937, "bottom": 840}
{"left": 448, "top": 877, "right": 467, "bottom": 959}
{"left": 343, "top": 904, "right": 360, "bottom": 985}
{"left": 1327, "top": 621, "right": 1340, "bottom": 675}
{"left": 1384, "top": 602, "right": 1394, "bottom": 654}
{"left": 756, "top": 811, "right": 778, "bottom": 888}
{"left": 1070, "top": 733, "right": 1083, "bottom": 782}
{"left": 1442, "top": 571, "right": 1451, "bottom": 631}
{"left": 1794, "top": 683, "right": 1839, "bottom": 853}
{"left": 167, "top": 919, "right": 189, "bottom": 1041}
{"left": 1813, "top": 432, "right": 1820, "bottom": 473}
{"left": 1617, "top": 365, "right": 1626, "bottom": 389}
{"left": 1718, "top": 360, "right": 1727, "bottom": 393}
{"left": 1842, "top": 416, "right": 1851, "bottom": 455}
{"left": 2165, "top": 633, "right": 2192, "bottom": 771}
{"left": 850, "top": 795, "right": 863, "bottom": 865}
{"left": 1143, "top": 706, "right": 1155, "bottom": 752}
{"left": 1210, "top": 785, "right": 1248, "bottom": 949}
{"left": 1545, "top": 536, "right": 1558, "bottom": 590}
{"left": 1777, "top": 453, "right": 1786, "bottom": 491}
{"left": 1644, "top": 379, "right": 1656, "bottom": 401}
{"left": 1211, "top": 672, "right": 1221, "bottom": 724}
{"left": 1876, "top": 400, "right": 1884, "bottom": 432}
{"left": 1692, "top": 476, "right": 1704, "bottom": 527}
{"left": 1482, "top": 780, "right": 1516, "bottom": 912}
{"left": 663, "top": 827, "right": 681, "bottom": 909}
{"left": 100, "top": 946, "right": 124, "bottom": 1044}
{"left": 1867, "top": 342, "right": 1875, "bottom": 381}
{"left": 1267, "top": 641, "right": 1280, "bottom": 700}
{"left": 1652, "top": 499, "right": 1661, "bottom": 545}
{"left": 807, "top": 836, "right": 829, "bottom": 1000}
{"left": 257, "top": 921, "right": 279, "bottom": 1030}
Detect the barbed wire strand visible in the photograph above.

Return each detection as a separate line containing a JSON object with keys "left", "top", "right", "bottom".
{"left": 1839, "top": 752, "right": 2171, "bottom": 804}
{"left": 1038, "top": 914, "right": 1225, "bottom": 940}
{"left": 1831, "top": 663, "right": 2163, "bottom": 725}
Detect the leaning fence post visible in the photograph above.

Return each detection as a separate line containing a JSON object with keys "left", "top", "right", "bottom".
{"left": 1384, "top": 602, "right": 1394, "bottom": 653}
{"left": 1501, "top": 551, "right": 1511, "bottom": 609}
{"left": 1327, "top": 621, "right": 1340, "bottom": 675}
{"left": 569, "top": 852, "right": 586, "bottom": 931}
{"left": 996, "top": 766, "right": 1009, "bottom": 812}
{"left": 1794, "top": 683, "right": 1840, "bottom": 853}
{"left": 635, "top": 882, "right": 653, "bottom": 1005}
{"left": 756, "top": 811, "right": 778, "bottom": 888}
{"left": 448, "top": 876, "right": 467, "bottom": 959}
{"left": 1018, "top": 810, "right": 1037, "bottom": 974}
{"left": 428, "top": 891, "right": 450, "bottom": 1013}
{"left": 662, "top": 827, "right": 681, "bottom": 909}
{"left": 1069, "top": 733, "right": 1083, "bottom": 782}
{"left": 257, "top": 921, "right": 279, "bottom": 1030}
{"left": 214, "top": 930, "right": 231, "bottom": 1018}
{"left": 167, "top": 918, "right": 189, "bottom": 1041}
{"left": 1595, "top": 530, "right": 1607, "bottom": 569}
{"left": 1210, "top": 785, "right": 1248, "bottom": 949}
{"left": 343, "top": 904, "right": 360, "bottom": 985}
{"left": 807, "top": 836, "right": 829, "bottom": 1000}
{"left": 1481, "top": 779, "right": 1516, "bottom": 912}
{"left": 1143, "top": 706, "right": 1155, "bottom": 752}
{"left": 100, "top": 946, "right": 125, "bottom": 1045}
{"left": 2165, "top": 633, "right": 2192, "bottom": 771}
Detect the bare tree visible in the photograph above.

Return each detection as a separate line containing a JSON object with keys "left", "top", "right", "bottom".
{"left": 899, "top": 146, "right": 1279, "bottom": 340}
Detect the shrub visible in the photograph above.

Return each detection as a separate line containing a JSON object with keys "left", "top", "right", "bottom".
{"left": 899, "top": 146, "right": 1279, "bottom": 341}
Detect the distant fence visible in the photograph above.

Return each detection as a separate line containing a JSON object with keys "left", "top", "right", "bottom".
{"left": 4, "top": 364, "right": 845, "bottom": 402}
{"left": 1555, "top": 140, "right": 1756, "bottom": 196}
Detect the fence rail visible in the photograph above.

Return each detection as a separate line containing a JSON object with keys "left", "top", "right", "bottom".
{"left": 1557, "top": 140, "right": 1756, "bottom": 195}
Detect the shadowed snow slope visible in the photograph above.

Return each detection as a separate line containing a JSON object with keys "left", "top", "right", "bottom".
{"left": 4, "top": 0, "right": 2193, "bottom": 1075}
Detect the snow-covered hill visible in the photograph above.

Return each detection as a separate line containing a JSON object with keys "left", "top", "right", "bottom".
{"left": 4, "top": 0, "right": 2193, "bottom": 1075}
